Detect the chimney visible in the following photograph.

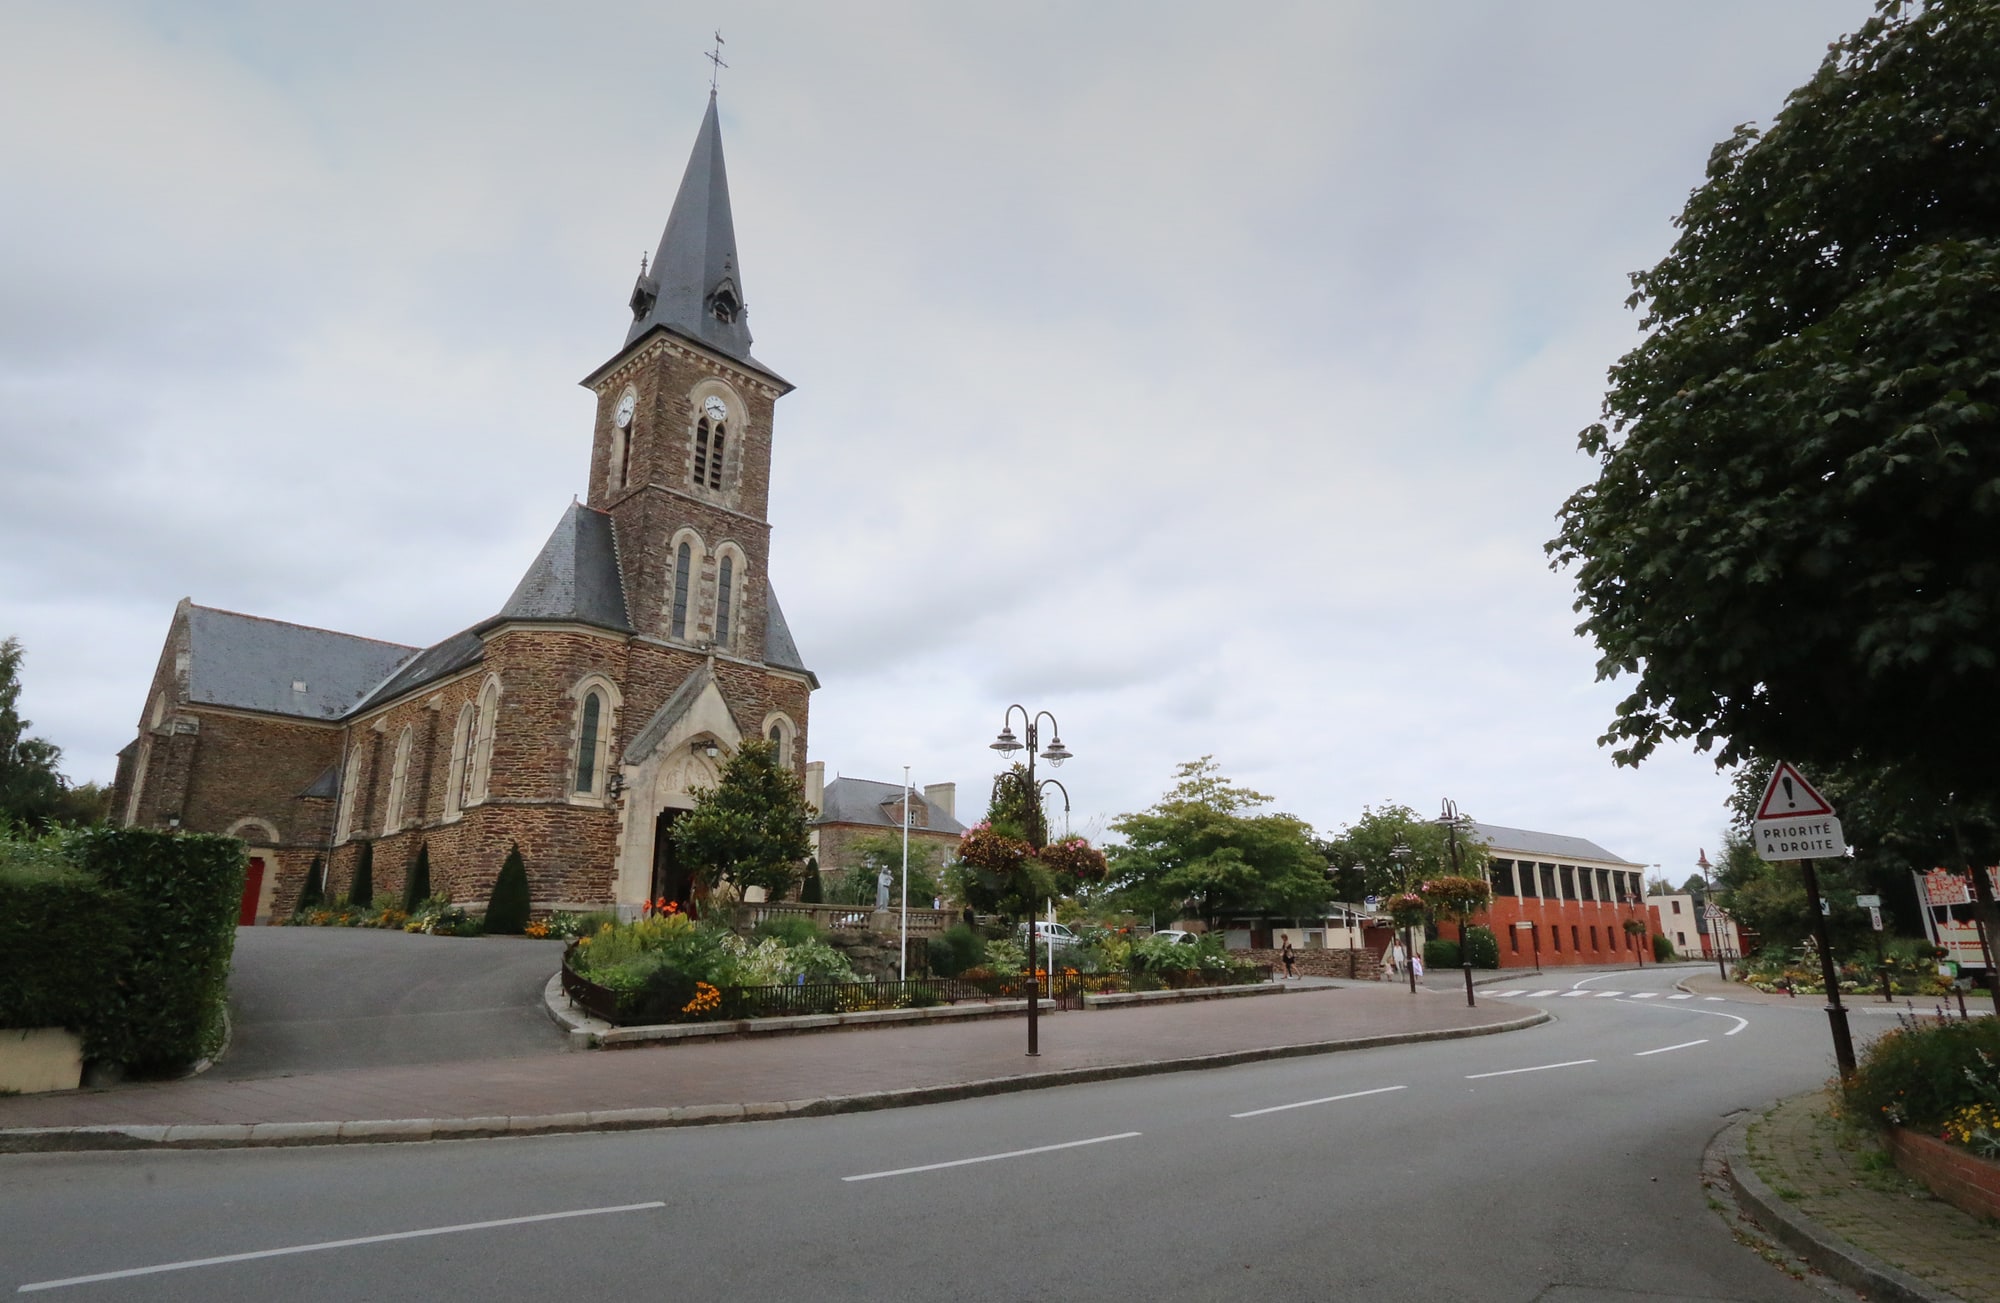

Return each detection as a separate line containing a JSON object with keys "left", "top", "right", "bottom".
{"left": 924, "top": 781, "right": 956, "bottom": 820}
{"left": 805, "top": 760, "right": 825, "bottom": 815}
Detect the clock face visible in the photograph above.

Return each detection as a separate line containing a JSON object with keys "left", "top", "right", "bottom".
{"left": 613, "top": 389, "right": 637, "bottom": 429}
{"left": 703, "top": 395, "right": 728, "bottom": 423}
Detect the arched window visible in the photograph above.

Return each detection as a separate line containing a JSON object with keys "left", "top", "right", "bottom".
{"left": 443, "top": 702, "right": 475, "bottom": 821}
{"left": 694, "top": 417, "right": 725, "bottom": 491}
{"left": 715, "top": 554, "right": 734, "bottom": 649}
{"left": 383, "top": 726, "right": 414, "bottom": 834}
{"left": 468, "top": 677, "right": 501, "bottom": 805}
{"left": 335, "top": 742, "right": 365, "bottom": 843}
{"left": 763, "top": 713, "right": 795, "bottom": 768}
{"left": 575, "top": 691, "right": 602, "bottom": 794}
{"left": 671, "top": 542, "right": 692, "bottom": 639}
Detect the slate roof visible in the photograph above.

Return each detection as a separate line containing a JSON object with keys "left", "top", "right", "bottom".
{"left": 1470, "top": 822, "right": 1640, "bottom": 867}
{"left": 350, "top": 627, "right": 486, "bottom": 714}
{"left": 616, "top": 92, "right": 782, "bottom": 381}
{"left": 814, "top": 778, "right": 966, "bottom": 836}
{"left": 184, "top": 605, "right": 418, "bottom": 721}
{"left": 489, "top": 502, "right": 631, "bottom": 633}
{"left": 764, "top": 583, "right": 815, "bottom": 685}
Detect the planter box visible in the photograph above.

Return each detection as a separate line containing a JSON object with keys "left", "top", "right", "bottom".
{"left": 1887, "top": 1125, "right": 2000, "bottom": 1222}
{"left": 0, "top": 1028, "right": 84, "bottom": 1094}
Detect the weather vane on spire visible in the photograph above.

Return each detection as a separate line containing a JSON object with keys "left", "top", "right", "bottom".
{"left": 706, "top": 30, "right": 728, "bottom": 93}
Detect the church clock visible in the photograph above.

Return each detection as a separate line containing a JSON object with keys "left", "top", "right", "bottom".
{"left": 614, "top": 388, "right": 638, "bottom": 429}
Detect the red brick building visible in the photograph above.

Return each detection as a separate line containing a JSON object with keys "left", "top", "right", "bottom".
{"left": 111, "top": 93, "right": 817, "bottom": 921}
{"left": 1454, "top": 823, "right": 1654, "bottom": 969}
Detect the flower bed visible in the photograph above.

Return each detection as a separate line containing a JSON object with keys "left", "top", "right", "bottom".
{"left": 1885, "top": 1124, "right": 2000, "bottom": 1221}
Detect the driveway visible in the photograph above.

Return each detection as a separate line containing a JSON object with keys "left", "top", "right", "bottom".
{"left": 215, "top": 927, "right": 569, "bottom": 1080}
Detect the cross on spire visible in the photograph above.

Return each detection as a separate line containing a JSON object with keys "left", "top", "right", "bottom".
{"left": 706, "top": 30, "right": 727, "bottom": 92}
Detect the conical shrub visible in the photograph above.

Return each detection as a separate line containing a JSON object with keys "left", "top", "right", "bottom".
{"left": 403, "top": 844, "right": 432, "bottom": 911}
{"left": 484, "top": 843, "right": 530, "bottom": 935}
{"left": 800, "top": 856, "right": 823, "bottom": 904}
{"left": 348, "top": 842, "right": 374, "bottom": 907}
{"left": 297, "top": 856, "right": 325, "bottom": 911}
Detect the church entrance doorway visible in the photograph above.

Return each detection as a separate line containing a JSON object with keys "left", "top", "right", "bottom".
{"left": 651, "top": 809, "right": 691, "bottom": 909}
{"left": 238, "top": 856, "right": 266, "bottom": 926}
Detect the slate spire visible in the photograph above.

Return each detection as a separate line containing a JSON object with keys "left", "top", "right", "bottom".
{"left": 625, "top": 91, "right": 758, "bottom": 366}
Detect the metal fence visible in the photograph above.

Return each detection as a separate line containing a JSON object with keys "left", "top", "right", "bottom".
{"left": 737, "top": 900, "right": 960, "bottom": 937}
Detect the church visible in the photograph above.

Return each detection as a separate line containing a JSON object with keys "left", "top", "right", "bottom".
{"left": 109, "top": 93, "right": 818, "bottom": 922}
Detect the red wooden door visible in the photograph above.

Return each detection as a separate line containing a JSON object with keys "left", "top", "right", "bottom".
{"left": 238, "top": 856, "right": 265, "bottom": 926}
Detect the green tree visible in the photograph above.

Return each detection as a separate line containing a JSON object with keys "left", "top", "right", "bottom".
{"left": 1548, "top": 0, "right": 2000, "bottom": 792}
{"left": 829, "top": 832, "right": 943, "bottom": 908}
{"left": 1105, "top": 758, "right": 1327, "bottom": 929}
{"left": 1324, "top": 803, "right": 1491, "bottom": 903}
{"left": 0, "top": 637, "right": 79, "bottom": 830}
{"left": 670, "top": 739, "right": 813, "bottom": 902}
{"left": 485, "top": 842, "right": 530, "bottom": 934}
{"left": 799, "top": 856, "right": 824, "bottom": 904}
{"left": 402, "top": 843, "right": 432, "bottom": 911}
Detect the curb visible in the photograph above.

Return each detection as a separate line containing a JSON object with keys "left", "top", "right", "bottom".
{"left": 1714, "top": 1104, "right": 1961, "bottom": 1303}
{"left": 0, "top": 1009, "right": 1550, "bottom": 1155}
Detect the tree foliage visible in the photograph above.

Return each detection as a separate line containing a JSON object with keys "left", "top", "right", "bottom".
{"left": 1323, "top": 803, "right": 1492, "bottom": 903}
{"left": 829, "top": 832, "right": 944, "bottom": 908}
{"left": 1105, "top": 758, "right": 1327, "bottom": 928}
{"left": 0, "top": 637, "right": 102, "bottom": 830}
{"left": 484, "top": 842, "right": 530, "bottom": 934}
{"left": 670, "top": 739, "right": 813, "bottom": 901}
{"left": 1548, "top": 0, "right": 2000, "bottom": 791}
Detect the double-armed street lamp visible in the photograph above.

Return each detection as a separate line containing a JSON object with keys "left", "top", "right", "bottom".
{"left": 1696, "top": 849, "right": 1731, "bottom": 981}
{"left": 1436, "top": 799, "right": 1479, "bottom": 1008}
{"left": 990, "top": 705, "right": 1071, "bottom": 1057}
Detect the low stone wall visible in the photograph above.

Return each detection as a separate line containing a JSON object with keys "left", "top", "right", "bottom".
{"left": 1887, "top": 1125, "right": 2000, "bottom": 1221}
{"left": 1235, "top": 947, "right": 1380, "bottom": 981}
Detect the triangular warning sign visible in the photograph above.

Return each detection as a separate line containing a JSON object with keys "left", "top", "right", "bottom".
{"left": 1754, "top": 761, "right": 1836, "bottom": 820}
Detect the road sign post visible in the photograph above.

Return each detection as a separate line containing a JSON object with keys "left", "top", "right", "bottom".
{"left": 1754, "top": 762, "right": 1856, "bottom": 1079}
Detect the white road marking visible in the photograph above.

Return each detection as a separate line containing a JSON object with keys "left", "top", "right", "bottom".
{"left": 1635, "top": 1039, "right": 1709, "bottom": 1056}
{"left": 1614, "top": 999, "right": 1751, "bottom": 1036}
{"left": 1591, "top": 991, "right": 1623, "bottom": 998}
{"left": 16, "top": 1202, "right": 667, "bottom": 1293}
{"left": 1628, "top": 993, "right": 1657, "bottom": 999}
{"left": 1466, "top": 1059, "right": 1596, "bottom": 1080}
{"left": 1231, "top": 1085, "right": 1407, "bottom": 1119}
{"left": 1559, "top": 990, "right": 1592, "bottom": 998}
{"left": 1570, "top": 971, "right": 1625, "bottom": 989}
{"left": 842, "top": 1131, "right": 1141, "bottom": 1182}
{"left": 1487, "top": 990, "right": 1525, "bottom": 997}
{"left": 1525, "top": 989, "right": 1559, "bottom": 997}
{"left": 1704, "top": 996, "right": 1725, "bottom": 1001}
{"left": 1667, "top": 993, "right": 1694, "bottom": 1000}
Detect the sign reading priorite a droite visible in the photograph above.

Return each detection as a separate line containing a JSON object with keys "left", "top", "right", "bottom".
{"left": 1753, "top": 760, "right": 1847, "bottom": 861}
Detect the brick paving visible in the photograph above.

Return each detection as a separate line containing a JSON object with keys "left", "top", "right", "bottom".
{"left": 0, "top": 983, "right": 1526, "bottom": 1134}
{"left": 1743, "top": 1090, "right": 2000, "bottom": 1303}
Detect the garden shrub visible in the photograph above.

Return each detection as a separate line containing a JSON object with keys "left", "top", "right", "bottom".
{"left": 296, "top": 856, "right": 324, "bottom": 911}
{"left": 485, "top": 843, "right": 531, "bottom": 934}
{"left": 1424, "top": 938, "right": 1460, "bottom": 970}
{"left": 70, "top": 827, "right": 245, "bottom": 1072}
{"left": 799, "top": 857, "right": 823, "bottom": 904}
{"left": 1652, "top": 933, "right": 1674, "bottom": 963}
{"left": 1463, "top": 925, "right": 1500, "bottom": 969}
{"left": 625, "top": 962, "right": 701, "bottom": 1024}
{"left": 926, "top": 924, "right": 986, "bottom": 978}
{"left": 0, "top": 834, "right": 142, "bottom": 1056}
{"left": 1846, "top": 1016, "right": 2000, "bottom": 1134}
{"left": 402, "top": 844, "right": 431, "bottom": 912}
{"left": 753, "top": 915, "right": 821, "bottom": 947}
{"left": 348, "top": 841, "right": 373, "bottom": 907}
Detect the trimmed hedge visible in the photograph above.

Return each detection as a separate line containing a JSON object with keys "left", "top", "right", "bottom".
{"left": 485, "top": 843, "right": 530, "bottom": 935}
{"left": 0, "top": 828, "right": 244, "bottom": 1073}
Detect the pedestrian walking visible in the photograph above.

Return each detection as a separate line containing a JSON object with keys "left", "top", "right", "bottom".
{"left": 1412, "top": 951, "right": 1425, "bottom": 981}
{"left": 1280, "top": 937, "right": 1297, "bottom": 979}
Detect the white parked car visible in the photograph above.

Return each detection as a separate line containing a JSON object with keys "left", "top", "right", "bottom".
{"left": 1020, "top": 921, "right": 1081, "bottom": 950}
{"left": 1151, "top": 929, "right": 1200, "bottom": 945}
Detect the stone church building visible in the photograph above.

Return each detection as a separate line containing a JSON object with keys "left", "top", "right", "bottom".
{"left": 110, "top": 94, "right": 818, "bottom": 922}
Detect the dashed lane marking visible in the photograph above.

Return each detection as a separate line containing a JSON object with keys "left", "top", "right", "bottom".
{"left": 1231, "top": 1085, "right": 1407, "bottom": 1119}
{"left": 1525, "top": 990, "right": 1559, "bottom": 997}
{"left": 1628, "top": 993, "right": 1658, "bottom": 999}
{"left": 1591, "top": 991, "right": 1623, "bottom": 998}
{"left": 16, "top": 1202, "right": 668, "bottom": 1293}
{"left": 843, "top": 1131, "right": 1141, "bottom": 1182}
{"left": 1667, "top": 993, "right": 1694, "bottom": 1000}
{"left": 1466, "top": 1059, "right": 1596, "bottom": 1080}
{"left": 1704, "top": 996, "right": 1725, "bottom": 1001}
{"left": 1634, "top": 1039, "right": 1708, "bottom": 1056}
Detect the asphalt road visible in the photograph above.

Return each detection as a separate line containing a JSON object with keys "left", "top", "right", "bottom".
{"left": 214, "top": 927, "right": 569, "bottom": 1078}
{"left": 0, "top": 965, "right": 1866, "bottom": 1301}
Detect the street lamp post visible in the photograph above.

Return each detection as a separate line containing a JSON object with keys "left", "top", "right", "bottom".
{"left": 1697, "top": 849, "right": 1727, "bottom": 981}
{"left": 1436, "top": 799, "right": 1479, "bottom": 1008}
{"left": 1390, "top": 838, "right": 1416, "bottom": 994}
{"left": 990, "top": 705, "right": 1072, "bottom": 1057}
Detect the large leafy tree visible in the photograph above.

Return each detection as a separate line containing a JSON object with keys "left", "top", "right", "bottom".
{"left": 671, "top": 739, "right": 814, "bottom": 902}
{"left": 0, "top": 636, "right": 104, "bottom": 830}
{"left": 1323, "top": 803, "right": 1491, "bottom": 904}
{"left": 1548, "top": 0, "right": 2000, "bottom": 793}
{"left": 829, "top": 831, "right": 944, "bottom": 908}
{"left": 1105, "top": 758, "right": 1326, "bottom": 928}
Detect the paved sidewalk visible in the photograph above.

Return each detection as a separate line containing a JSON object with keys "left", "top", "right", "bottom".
{"left": 1727, "top": 1090, "right": 1999, "bottom": 1303}
{"left": 0, "top": 983, "right": 1539, "bottom": 1151}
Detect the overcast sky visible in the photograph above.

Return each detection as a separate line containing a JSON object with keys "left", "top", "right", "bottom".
{"left": 1, "top": 1, "right": 1877, "bottom": 880}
